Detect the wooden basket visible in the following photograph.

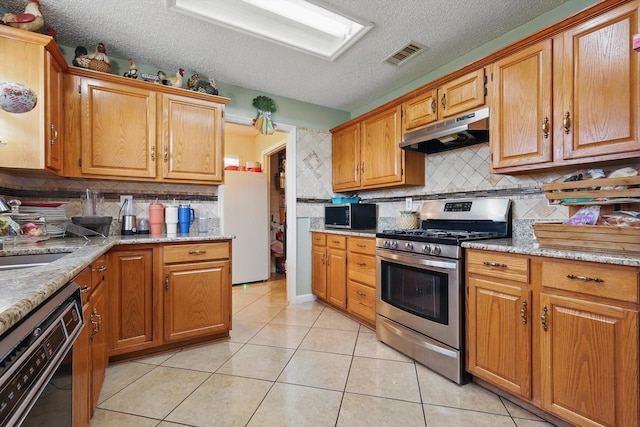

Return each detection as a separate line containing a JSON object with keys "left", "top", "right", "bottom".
{"left": 532, "top": 222, "right": 640, "bottom": 254}
{"left": 543, "top": 176, "right": 640, "bottom": 205}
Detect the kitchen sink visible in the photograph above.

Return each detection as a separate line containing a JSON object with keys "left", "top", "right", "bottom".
{"left": 0, "top": 253, "right": 71, "bottom": 271}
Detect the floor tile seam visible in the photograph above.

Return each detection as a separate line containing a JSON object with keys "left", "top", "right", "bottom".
{"left": 97, "top": 362, "right": 167, "bottom": 408}
{"left": 421, "top": 401, "right": 515, "bottom": 419}
{"left": 94, "top": 407, "right": 164, "bottom": 423}
{"left": 352, "top": 353, "right": 416, "bottom": 364}
{"left": 341, "top": 389, "right": 423, "bottom": 405}
{"left": 498, "top": 395, "right": 548, "bottom": 423}
{"left": 161, "top": 371, "right": 214, "bottom": 424}
{"left": 274, "top": 378, "right": 348, "bottom": 394}
{"left": 309, "top": 325, "right": 361, "bottom": 332}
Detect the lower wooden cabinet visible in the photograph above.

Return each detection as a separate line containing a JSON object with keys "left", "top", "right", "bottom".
{"left": 162, "top": 242, "right": 231, "bottom": 342}
{"left": 72, "top": 257, "right": 108, "bottom": 426}
{"left": 106, "top": 241, "right": 232, "bottom": 360}
{"left": 466, "top": 249, "right": 640, "bottom": 427}
{"left": 311, "top": 232, "right": 376, "bottom": 325}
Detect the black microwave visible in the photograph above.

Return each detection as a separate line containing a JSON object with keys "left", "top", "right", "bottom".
{"left": 324, "top": 203, "right": 377, "bottom": 230}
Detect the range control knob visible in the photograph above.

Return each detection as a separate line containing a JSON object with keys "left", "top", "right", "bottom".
{"left": 383, "top": 240, "right": 390, "bottom": 248}
{"left": 422, "top": 244, "right": 431, "bottom": 254}
{"left": 391, "top": 241, "right": 399, "bottom": 249}
{"left": 432, "top": 245, "right": 441, "bottom": 255}
{"left": 405, "top": 242, "right": 414, "bottom": 251}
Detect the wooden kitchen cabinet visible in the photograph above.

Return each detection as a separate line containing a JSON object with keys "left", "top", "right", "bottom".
{"left": 466, "top": 250, "right": 532, "bottom": 399}
{"left": 311, "top": 232, "right": 347, "bottom": 309}
{"left": 491, "top": 1, "right": 640, "bottom": 173}
{"left": 64, "top": 67, "right": 228, "bottom": 184}
{"left": 162, "top": 242, "right": 231, "bottom": 342}
{"left": 401, "top": 68, "right": 486, "bottom": 135}
{"left": 466, "top": 249, "right": 640, "bottom": 427}
{"left": 346, "top": 236, "right": 376, "bottom": 325}
{"left": 106, "top": 246, "right": 156, "bottom": 356}
{"left": 0, "top": 26, "right": 66, "bottom": 172}
{"left": 72, "top": 257, "right": 108, "bottom": 426}
{"left": 331, "top": 105, "right": 424, "bottom": 192}
{"left": 311, "top": 233, "right": 328, "bottom": 300}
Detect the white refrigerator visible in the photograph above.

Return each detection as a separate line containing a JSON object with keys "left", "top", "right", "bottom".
{"left": 219, "top": 170, "right": 270, "bottom": 284}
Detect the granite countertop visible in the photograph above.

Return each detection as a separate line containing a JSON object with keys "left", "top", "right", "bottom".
{"left": 463, "top": 238, "right": 640, "bottom": 267}
{"left": 0, "top": 233, "right": 234, "bottom": 336}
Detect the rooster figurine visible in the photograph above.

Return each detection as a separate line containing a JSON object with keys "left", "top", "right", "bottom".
{"left": 158, "top": 68, "right": 184, "bottom": 87}
{"left": 123, "top": 58, "right": 138, "bottom": 79}
{"left": 1, "top": 0, "right": 44, "bottom": 33}
{"left": 75, "top": 43, "right": 112, "bottom": 74}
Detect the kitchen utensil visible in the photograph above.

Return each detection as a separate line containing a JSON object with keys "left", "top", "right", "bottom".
{"left": 137, "top": 218, "right": 150, "bottom": 234}
{"left": 165, "top": 205, "right": 178, "bottom": 234}
{"left": 120, "top": 214, "right": 137, "bottom": 235}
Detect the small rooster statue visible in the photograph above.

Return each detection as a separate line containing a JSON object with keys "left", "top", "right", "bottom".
{"left": 158, "top": 68, "right": 184, "bottom": 87}
{"left": 187, "top": 74, "right": 218, "bottom": 95}
{"left": 1, "top": 0, "right": 44, "bottom": 33}
{"left": 123, "top": 58, "right": 138, "bottom": 79}
{"left": 74, "top": 43, "right": 112, "bottom": 74}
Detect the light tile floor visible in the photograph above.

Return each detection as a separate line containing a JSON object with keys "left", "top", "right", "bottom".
{"left": 91, "top": 276, "right": 556, "bottom": 427}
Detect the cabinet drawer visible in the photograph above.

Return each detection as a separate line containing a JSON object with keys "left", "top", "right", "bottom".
{"left": 327, "top": 234, "right": 347, "bottom": 250}
{"left": 312, "top": 232, "right": 326, "bottom": 246}
{"left": 467, "top": 250, "right": 530, "bottom": 283}
{"left": 163, "top": 242, "right": 230, "bottom": 264}
{"left": 348, "top": 236, "right": 376, "bottom": 255}
{"left": 347, "top": 281, "right": 376, "bottom": 324}
{"left": 541, "top": 259, "right": 639, "bottom": 304}
{"left": 348, "top": 253, "right": 376, "bottom": 287}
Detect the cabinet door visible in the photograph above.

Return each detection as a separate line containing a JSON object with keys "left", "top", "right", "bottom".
{"left": 332, "top": 123, "right": 361, "bottom": 191}
{"left": 539, "top": 293, "right": 638, "bottom": 427}
{"left": 361, "top": 106, "right": 403, "bottom": 188}
{"left": 467, "top": 277, "right": 532, "bottom": 398}
{"left": 0, "top": 37, "right": 45, "bottom": 169}
{"left": 311, "top": 245, "right": 327, "bottom": 300}
{"left": 326, "top": 247, "right": 347, "bottom": 309}
{"left": 107, "top": 248, "right": 155, "bottom": 355}
{"left": 559, "top": 3, "right": 639, "bottom": 161}
{"left": 163, "top": 260, "right": 230, "bottom": 342}
{"left": 45, "top": 52, "right": 64, "bottom": 173}
{"left": 161, "top": 93, "right": 223, "bottom": 182}
{"left": 438, "top": 68, "right": 486, "bottom": 119}
{"left": 491, "top": 40, "right": 553, "bottom": 171}
{"left": 90, "top": 281, "right": 108, "bottom": 411}
{"left": 81, "top": 78, "right": 157, "bottom": 178}
{"left": 402, "top": 89, "right": 438, "bottom": 133}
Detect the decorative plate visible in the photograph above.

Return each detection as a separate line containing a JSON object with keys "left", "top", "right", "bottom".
{"left": 0, "top": 82, "right": 38, "bottom": 114}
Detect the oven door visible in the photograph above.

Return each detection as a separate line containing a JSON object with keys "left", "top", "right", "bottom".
{"left": 376, "top": 248, "right": 462, "bottom": 349}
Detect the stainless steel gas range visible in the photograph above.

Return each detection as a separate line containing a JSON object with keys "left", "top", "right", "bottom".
{"left": 376, "top": 198, "right": 511, "bottom": 384}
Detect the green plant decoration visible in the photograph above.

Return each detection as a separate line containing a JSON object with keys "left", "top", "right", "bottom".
{"left": 252, "top": 96, "right": 276, "bottom": 135}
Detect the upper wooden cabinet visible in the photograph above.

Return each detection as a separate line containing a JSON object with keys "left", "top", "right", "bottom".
{"left": 331, "top": 105, "right": 424, "bottom": 192}
{"left": 64, "top": 67, "right": 228, "bottom": 184}
{"left": 0, "top": 26, "right": 66, "bottom": 172}
{"left": 491, "top": 2, "right": 639, "bottom": 172}
{"left": 402, "top": 69, "right": 486, "bottom": 134}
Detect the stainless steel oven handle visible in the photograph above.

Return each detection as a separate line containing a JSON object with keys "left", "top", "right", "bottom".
{"left": 376, "top": 249, "right": 458, "bottom": 271}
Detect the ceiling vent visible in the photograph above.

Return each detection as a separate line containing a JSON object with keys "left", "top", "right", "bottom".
{"left": 384, "top": 42, "right": 427, "bottom": 66}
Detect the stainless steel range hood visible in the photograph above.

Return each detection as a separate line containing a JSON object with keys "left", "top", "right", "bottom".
{"left": 400, "top": 107, "right": 489, "bottom": 154}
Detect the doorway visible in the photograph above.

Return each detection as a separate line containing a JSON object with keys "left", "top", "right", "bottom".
{"left": 224, "top": 117, "right": 297, "bottom": 304}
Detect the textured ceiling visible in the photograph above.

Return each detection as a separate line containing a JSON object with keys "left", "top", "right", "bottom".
{"left": 3, "top": 0, "right": 568, "bottom": 112}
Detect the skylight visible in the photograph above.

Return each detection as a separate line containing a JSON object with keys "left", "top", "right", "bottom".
{"left": 164, "top": 0, "right": 373, "bottom": 60}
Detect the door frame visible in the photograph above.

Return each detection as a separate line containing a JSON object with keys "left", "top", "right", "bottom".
{"left": 225, "top": 114, "right": 298, "bottom": 304}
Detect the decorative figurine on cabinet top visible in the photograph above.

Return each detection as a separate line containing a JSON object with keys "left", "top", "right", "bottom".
{"left": 123, "top": 58, "right": 138, "bottom": 79}
{"left": 1, "top": 0, "right": 44, "bottom": 33}
{"left": 187, "top": 74, "right": 218, "bottom": 95}
{"left": 74, "top": 43, "right": 112, "bottom": 74}
{"left": 157, "top": 68, "right": 184, "bottom": 87}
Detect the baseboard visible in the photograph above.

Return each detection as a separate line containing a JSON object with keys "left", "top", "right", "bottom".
{"left": 294, "top": 293, "right": 317, "bottom": 304}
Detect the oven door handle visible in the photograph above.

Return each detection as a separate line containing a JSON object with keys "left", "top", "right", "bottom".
{"left": 376, "top": 249, "right": 458, "bottom": 271}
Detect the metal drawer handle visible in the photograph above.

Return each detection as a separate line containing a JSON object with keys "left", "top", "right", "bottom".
{"left": 520, "top": 299, "right": 527, "bottom": 324}
{"left": 541, "top": 305, "right": 548, "bottom": 331}
{"left": 483, "top": 261, "right": 507, "bottom": 268}
{"left": 332, "top": 240, "right": 341, "bottom": 244}
{"left": 541, "top": 117, "right": 550, "bottom": 139}
{"left": 189, "top": 250, "right": 207, "bottom": 255}
{"left": 356, "top": 290, "right": 367, "bottom": 297}
{"left": 563, "top": 112, "right": 571, "bottom": 134}
{"left": 356, "top": 244, "right": 367, "bottom": 248}
{"left": 80, "top": 285, "right": 90, "bottom": 293}
{"left": 566, "top": 274, "right": 603, "bottom": 283}
{"left": 356, "top": 262, "right": 367, "bottom": 267}
{"left": 97, "top": 265, "right": 107, "bottom": 272}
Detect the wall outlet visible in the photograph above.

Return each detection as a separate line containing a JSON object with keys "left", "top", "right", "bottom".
{"left": 405, "top": 197, "right": 413, "bottom": 211}
{"left": 120, "top": 195, "right": 133, "bottom": 213}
